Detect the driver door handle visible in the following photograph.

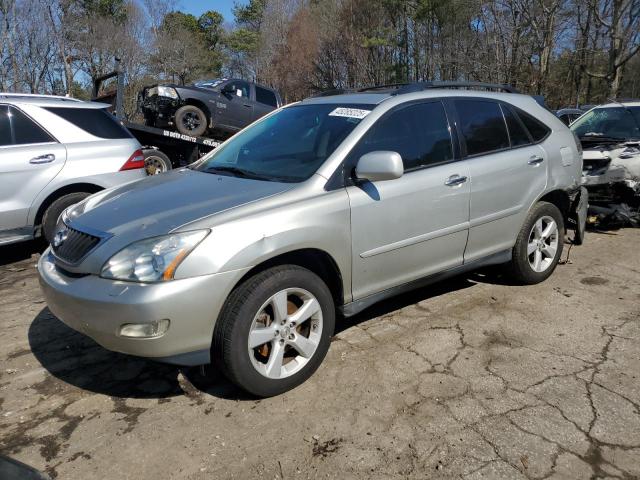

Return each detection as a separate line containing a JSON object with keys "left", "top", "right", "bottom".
{"left": 528, "top": 155, "right": 544, "bottom": 165}
{"left": 445, "top": 174, "right": 468, "bottom": 187}
{"left": 29, "top": 153, "right": 55, "bottom": 164}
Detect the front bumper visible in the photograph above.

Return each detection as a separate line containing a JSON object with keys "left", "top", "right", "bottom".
{"left": 38, "top": 250, "right": 249, "bottom": 365}
{"left": 141, "top": 95, "right": 179, "bottom": 128}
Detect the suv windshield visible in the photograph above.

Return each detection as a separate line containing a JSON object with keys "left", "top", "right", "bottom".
{"left": 193, "top": 103, "right": 374, "bottom": 182}
{"left": 570, "top": 106, "right": 640, "bottom": 141}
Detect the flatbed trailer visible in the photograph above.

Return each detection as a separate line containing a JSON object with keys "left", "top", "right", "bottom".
{"left": 92, "top": 61, "right": 224, "bottom": 174}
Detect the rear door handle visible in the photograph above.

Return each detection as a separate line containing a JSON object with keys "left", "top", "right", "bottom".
{"left": 528, "top": 155, "right": 544, "bottom": 165}
{"left": 445, "top": 174, "right": 468, "bottom": 187}
{"left": 29, "top": 154, "right": 55, "bottom": 164}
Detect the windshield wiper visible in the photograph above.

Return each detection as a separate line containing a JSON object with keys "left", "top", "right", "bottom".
{"left": 203, "top": 165, "right": 270, "bottom": 180}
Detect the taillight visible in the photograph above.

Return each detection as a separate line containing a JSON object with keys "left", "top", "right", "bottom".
{"left": 120, "top": 149, "right": 146, "bottom": 171}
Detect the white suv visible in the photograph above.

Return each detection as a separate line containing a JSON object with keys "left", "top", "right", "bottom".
{"left": 0, "top": 93, "right": 146, "bottom": 246}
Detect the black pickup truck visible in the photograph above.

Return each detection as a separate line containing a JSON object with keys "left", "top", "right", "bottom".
{"left": 140, "top": 79, "right": 283, "bottom": 137}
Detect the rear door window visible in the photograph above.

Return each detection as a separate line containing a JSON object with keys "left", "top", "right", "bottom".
{"left": 455, "top": 99, "right": 510, "bottom": 156}
{"left": 501, "top": 104, "right": 532, "bottom": 147}
{"left": 9, "top": 106, "right": 55, "bottom": 145}
{"left": 350, "top": 101, "right": 453, "bottom": 171}
{"left": 255, "top": 86, "right": 278, "bottom": 107}
{"left": 0, "top": 105, "right": 11, "bottom": 146}
{"left": 45, "top": 107, "right": 133, "bottom": 139}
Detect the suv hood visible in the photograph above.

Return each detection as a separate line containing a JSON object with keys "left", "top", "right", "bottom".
{"left": 72, "top": 169, "right": 292, "bottom": 239}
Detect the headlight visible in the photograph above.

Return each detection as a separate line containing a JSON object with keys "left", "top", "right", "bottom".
{"left": 63, "top": 199, "right": 89, "bottom": 222}
{"left": 101, "top": 230, "right": 208, "bottom": 282}
{"left": 157, "top": 86, "right": 179, "bottom": 99}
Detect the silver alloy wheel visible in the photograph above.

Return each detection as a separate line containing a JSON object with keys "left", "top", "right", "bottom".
{"left": 527, "top": 215, "right": 559, "bottom": 273}
{"left": 247, "top": 288, "right": 323, "bottom": 380}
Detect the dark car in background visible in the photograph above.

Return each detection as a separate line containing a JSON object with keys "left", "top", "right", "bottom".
{"left": 140, "top": 78, "right": 283, "bottom": 138}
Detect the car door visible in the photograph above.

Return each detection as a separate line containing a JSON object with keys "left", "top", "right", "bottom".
{"left": 346, "top": 100, "right": 471, "bottom": 300}
{"left": 452, "top": 98, "right": 548, "bottom": 262}
{"left": 220, "top": 80, "right": 253, "bottom": 130}
{"left": 0, "top": 105, "right": 66, "bottom": 233}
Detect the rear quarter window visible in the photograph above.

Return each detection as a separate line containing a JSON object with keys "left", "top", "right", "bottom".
{"left": 515, "top": 108, "right": 551, "bottom": 142}
{"left": 45, "top": 107, "right": 133, "bottom": 139}
{"left": 255, "top": 86, "right": 278, "bottom": 107}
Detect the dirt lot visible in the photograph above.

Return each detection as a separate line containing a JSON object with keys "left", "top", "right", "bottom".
{"left": 1, "top": 230, "right": 639, "bottom": 480}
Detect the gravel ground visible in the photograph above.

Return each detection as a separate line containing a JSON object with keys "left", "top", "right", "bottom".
{"left": 0, "top": 230, "right": 639, "bottom": 480}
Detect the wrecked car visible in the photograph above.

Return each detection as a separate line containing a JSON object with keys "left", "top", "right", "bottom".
{"left": 571, "top": 102, "right": 640, "bottom": 228}
{"left": 140, "top": 78, "right": 283, "bottom": 138}
{"left": 556, "top": 107, "right": 584, "bottom": 126}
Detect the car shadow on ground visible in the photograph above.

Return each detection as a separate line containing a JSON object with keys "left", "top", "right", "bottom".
{"left": 28, "top": 269, "right": 503, "bottom": 402}
{"left": 0, "top": 240, "right": 44, "bottom": 267}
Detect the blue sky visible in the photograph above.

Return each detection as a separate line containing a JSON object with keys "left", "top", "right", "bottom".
{"left": 181, "top": 0, "right": 247, "bottom": 24}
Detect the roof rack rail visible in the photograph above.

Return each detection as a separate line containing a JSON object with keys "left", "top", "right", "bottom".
{"left": 312, "top": 81, "right": 520, "bottom": 98}
{"left": 394, "top": 81, "right": 520, "bottom": 95}
{"left": 311, "top": 88, "right": 355, "bottom": 97}
{"left": 357, "top": 83, "right": 410, "bottom": 93}
{"left": 0, "top": 92, "right": 81, "bottom": 102}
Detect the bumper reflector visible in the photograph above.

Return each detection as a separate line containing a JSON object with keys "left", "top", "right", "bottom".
{"left": 119, "top": 319, "right": 170, "bottom": 338}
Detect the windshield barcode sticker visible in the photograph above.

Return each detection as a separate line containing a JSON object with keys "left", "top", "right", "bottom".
{"left": 329, "top": 107, "right": 371, "bottom": 119}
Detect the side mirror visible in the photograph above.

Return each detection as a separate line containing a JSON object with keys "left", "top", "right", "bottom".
{"left": 355, "top": 151, "right": 404, "bottom": 182}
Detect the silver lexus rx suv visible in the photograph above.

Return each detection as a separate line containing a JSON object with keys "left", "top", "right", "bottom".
{"left": 0, "top": 94, "right": 146, "bottom": 246}
{"left": 38, "top": 82, "right": 587, "bottom": 397}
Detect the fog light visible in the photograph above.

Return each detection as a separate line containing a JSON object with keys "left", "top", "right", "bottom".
{"left": 119, "top": 319, "right": 170, "bottom": 338}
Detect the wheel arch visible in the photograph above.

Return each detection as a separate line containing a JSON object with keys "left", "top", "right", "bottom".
{"left": 538, "top": 189, "right": 571, "bottom": 226}
{"left": 33, "top": 183, "right": 103, "bottom": 229}
{"left": 182, "top": 98, "right": 211, "bottom": 122}
{"left": 231, "top": 248, "right": 345, "bottom": 308}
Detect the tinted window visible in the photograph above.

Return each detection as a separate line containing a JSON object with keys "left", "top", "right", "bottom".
{"left": 517, "top": 108, "right": 551, "bottom": 142}
{"left": 226, "top": 80, "right": 250, "bottom": 98}
{"left": 9, "top": 106, "right": 54, "bottom": 145}
{"left": 351, "top": 101, "right": 453, "bottom": 171}
{"left": 501, "top": 104, "right": 531, "bottom": 147}
{"left": 255, "top": 86, "right": 278, "bottom": 107}
{"left": 455, "top": 99, "right": 509, "bottom": 156}
{"left": 45, "top": 107, "right": 133, "bottom": 139}
{"left": 0, "top": 106, "right": 11, "bottom": 146}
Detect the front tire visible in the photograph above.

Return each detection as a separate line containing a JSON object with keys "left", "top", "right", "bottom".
{"left": 175, "top": 105, "right": 207, "bottom": 137}
{"left": 509, "top": 201, "right": 564, "bottom": 284}
{"left": 213, "top": 265, "right": 335, "bottom": 397}
{"left": 41, "top": 192, "right": 92, "bottom": 243}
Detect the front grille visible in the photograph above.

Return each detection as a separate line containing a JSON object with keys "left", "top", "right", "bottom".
{"left": 52, "top": 225, "right": 101, "bottom": 264}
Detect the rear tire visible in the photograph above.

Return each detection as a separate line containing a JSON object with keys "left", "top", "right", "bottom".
{"left": 213, "top": 265, "right": 335, "bottom": 397}
{"left": 143, "top": 148, "right": 172, "bottom": 175}
{"left": 509, "top": 201, "right": 564, "bottom": 284}
{"left": 175, "top": 105, "right": 207, "bottom": 137}
{"left": 41, "top": 192, "right": 92, "bottom": 244}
